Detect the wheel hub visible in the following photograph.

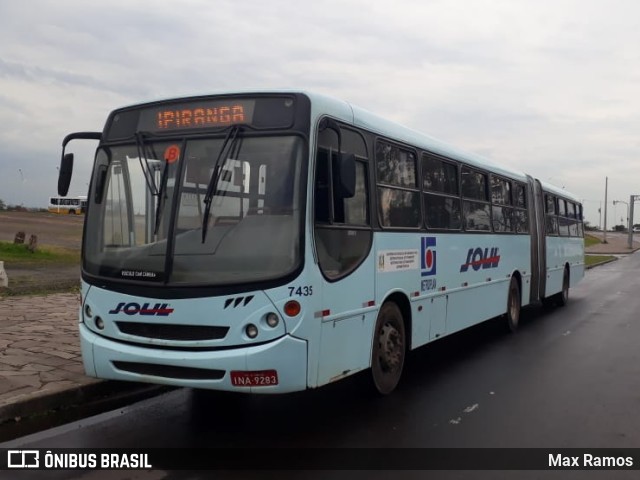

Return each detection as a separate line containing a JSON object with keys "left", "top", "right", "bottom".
{"left": 379, "top": 323, "right": 403, "bottom": 372}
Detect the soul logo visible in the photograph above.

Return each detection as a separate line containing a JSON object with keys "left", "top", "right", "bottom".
{"left": 460, "top": 247, "right": 501, "bottom": 272}
{"left": 108, "top": 302, "right": 174, "bottom": 316}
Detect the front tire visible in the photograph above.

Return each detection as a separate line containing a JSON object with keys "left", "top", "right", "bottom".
{"left": 370, "top": 302, "right": 406, "bottom": 395}
{"left": 505, "top": 277, "right": 521, "bottom": 333}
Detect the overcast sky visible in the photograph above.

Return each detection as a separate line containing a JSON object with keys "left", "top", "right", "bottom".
{"left": 1, "top": 0, "right": 639, "bottom": 227}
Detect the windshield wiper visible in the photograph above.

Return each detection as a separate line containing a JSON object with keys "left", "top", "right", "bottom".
{"left": 154, "top": 160, "right": 171, "bottom": 236}
{"left": 201, "top": 125, "right": 243, "bottom": 243}
{"left": 135, "top": 132, "right": 171, "bottom": 236}
{"left": 135, "top": 132, "right": 159, "bottom": 196}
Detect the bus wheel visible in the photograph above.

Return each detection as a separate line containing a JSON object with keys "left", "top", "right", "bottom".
{"left": 370, "top": 302, "right": 406, "bottom": 395}
{"left": 556, "top": 267, "right": 570, "bottom": 307}
{"left": 68, "top": 209, "right": 75, "bottom": 215}
{"left": 505, "top": 277, "right": 521, "bottom": 333}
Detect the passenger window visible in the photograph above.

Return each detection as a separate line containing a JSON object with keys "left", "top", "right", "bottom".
{"left": 512, "top": 183, "right": 528, "bottom": 233}
{"left": 545, "top": 195, "right": 556, "bottom": 214}
{"left": 376, "top": 140, "right": 420, "bottom": 228}
{"left": 422, "top": 155, "right": 458, "bottom": 195}
{"left": 423, "top": 193, "right": 461, "bottom": 230}
{"left": 463, "top": 201, "right": 491, "bottom": 231}
{"left": 461, "top": 167, "right": 488, "bottom": 201}
{"left": 378, "top": 187, "right": 421, "bottom": 227}
{"left": 376, "top": 142, "right": 416, "bottom": 188}
{"left": 557, "top": 200, "right": 569, "bottom": 236}
{"left": 491, "top": 177, "right": 512, "bottom": 205}
{"left": 492, "top": 206, "right": 514, "bottom": 232}
{"left": 515, "top": 184, "right": 526, "bottom": 208}
{"left": 461, "top": 167, "right": 490, "bottom": 231}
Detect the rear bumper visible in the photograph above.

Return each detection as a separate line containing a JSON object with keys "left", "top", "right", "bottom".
{"left": 80, "top": 325, "right": 308, "bottom": 393}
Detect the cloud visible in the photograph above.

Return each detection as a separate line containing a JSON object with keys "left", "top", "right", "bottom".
{"left": 1, "top": 0, "right": 640, "bottom": 228}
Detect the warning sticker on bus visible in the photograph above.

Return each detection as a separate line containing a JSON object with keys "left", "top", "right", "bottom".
{"left": 377, "top": 250, "right": 419, "bottom": 272}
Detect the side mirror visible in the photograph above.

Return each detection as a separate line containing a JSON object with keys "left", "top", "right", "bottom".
{"left": 334, "top": 153, "right": 356, "bottom": 198}
{"left": 58, "top": 153, "right": 74, "bottom": 196}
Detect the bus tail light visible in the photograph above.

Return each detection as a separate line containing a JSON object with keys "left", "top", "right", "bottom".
{"left": 284, "top": 300, "right": 301, "bottom": 317}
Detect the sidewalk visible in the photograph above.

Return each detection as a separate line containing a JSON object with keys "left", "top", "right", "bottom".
{"left": 0, "top": 236, "right": 636, "bottom": 438}
{"left": 0, "top": 292, "right": 163, "bottom": 438}
{"left": 585, "top": 231, "right": 640, "bottom": 255}
{"left": 0, "top": 293, "right": 97, "bottom": 418}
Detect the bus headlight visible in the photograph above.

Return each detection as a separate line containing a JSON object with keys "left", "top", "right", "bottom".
{"left": 266, "top": 312, "right": 279, "bottom": 328}
{"left": 245, "top": 324, "right": 259, "bottom": 339}
{"left": 84, "top": 304, "right": 93, "bottom": 319}
{"left": 95, "top": 316, "right": 105, "bottom": 330}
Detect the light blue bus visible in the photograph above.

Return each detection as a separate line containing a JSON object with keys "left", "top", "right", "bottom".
{"left": 58, "top": 91, "right": 584, "bottom": 395}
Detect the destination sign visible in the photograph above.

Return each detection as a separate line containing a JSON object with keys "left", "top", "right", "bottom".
{"left": 138, "top": 99, "right": 256, "bottom": 132}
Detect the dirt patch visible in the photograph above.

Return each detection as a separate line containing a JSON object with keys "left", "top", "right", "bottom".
{"left": 0, "top": 211, "right": 82, "bottom": 295}
{"left": 0, "top": 211, "right": 84, "bottom": 249}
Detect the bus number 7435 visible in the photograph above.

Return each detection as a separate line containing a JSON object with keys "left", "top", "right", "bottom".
{"left": 288, "top": 286, "right": 313, "bottom": 297}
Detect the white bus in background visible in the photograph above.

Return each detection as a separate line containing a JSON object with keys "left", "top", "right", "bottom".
{"left": 48, "top": 196, "right": 87, "bottom": 215}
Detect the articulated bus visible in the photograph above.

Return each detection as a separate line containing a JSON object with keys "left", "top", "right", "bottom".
{"left": 57, "top": 91, "right": 584, "bottom": 395}
{"left": 48, "top": 196, "right": 87, "bottom": 215}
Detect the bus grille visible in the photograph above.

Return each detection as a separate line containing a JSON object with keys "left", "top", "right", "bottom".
{"left": 112, "top": 361, "right": 225, "bottom": 380}
{"left": 115, "top": 322, "right": 229, "bottom": 341}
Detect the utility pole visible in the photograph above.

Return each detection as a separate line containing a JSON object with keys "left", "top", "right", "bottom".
{"left": 603, "top": 177, "right": 608, "bottom": 244}
{"left": 629, "top": 195, "right": 640, "bottom": 249}
{"left": 599, "top": 201, "right": 602, "bottom": 230}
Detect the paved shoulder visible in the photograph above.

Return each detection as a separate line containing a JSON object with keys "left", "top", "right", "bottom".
{"left": 0, "top": 293, "right": 98, "bottom": 421}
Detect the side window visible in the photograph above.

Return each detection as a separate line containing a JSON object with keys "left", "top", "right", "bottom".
{"left": 491, "top": 176, "right": 512, "bottom": 205}
{"left": 577, "top": 204, "right": 584, "bottom": 237}
{"left": 461, "top": 166, "right": 488, "bottom": 201}
{"left": 557, "top": 199, "right": 569, "bottom": 236}
{"left": 545, "top": 194, "right": 558, "bottom": 236}
{"left": 513, "top": 183, "right": 529, "bottom": 233}
{"left": 491, "top": 176, "right": 514, "bottom": 233}
{"left": 376, "top": 141, "right": 416, "bottom": 187}
{"left": 376, "top": 141, "right": 420, "bottom": 228}
{"left": 557, "top": 198, "right": 566, "bottom": 216}
{"left": 545, "top": 195, "right": 556, "bottom": 214}
{"left": 422, "top": 155, "right": 458, "bottom": 194}
{"left": 314, "top": 123, "right": 372, "bottom": 280}
{"left": 422, "top": 154, "right": 461, "bottom": 230}
{"left": 567, "top": 202, "right": 578, "bottom": 236}
{"left": 461, "top": 167, "right": 490, "bottom": 231}
{"left": 515, "top": 184, "right": 526, "bottom": 209}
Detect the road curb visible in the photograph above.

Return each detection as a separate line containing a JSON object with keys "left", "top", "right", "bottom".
{"left": 0, "top": 380, "right": 170, "bottom": 435}
{"left": 585, "top": 257, "right": 619, "bottom": 269}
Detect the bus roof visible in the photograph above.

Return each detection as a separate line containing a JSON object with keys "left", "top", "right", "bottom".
{"left": 118, "top": 89, "right": 578, "bottom": 202}
{"left": 303, "top": 90, "right": 527, "bottom": 186}
{"left": 303, "top": 91, "right": 579, "bottom": 201}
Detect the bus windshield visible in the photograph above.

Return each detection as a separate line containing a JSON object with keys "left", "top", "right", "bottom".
{"left": 83, "top": 134, "right": 306, "bottom": 286}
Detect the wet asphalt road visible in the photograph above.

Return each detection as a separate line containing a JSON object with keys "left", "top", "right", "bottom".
{"left": 3, "top": 254, "right": 640, "bottom": 479}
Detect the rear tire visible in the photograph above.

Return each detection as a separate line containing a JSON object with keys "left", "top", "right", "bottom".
{"left": 370, "top": 302, "right": 406, "bottom": 395}
{"left": 505, "top": 277, "right": 521, "bottom": 333}
{"left": 555, "top": 267, "right": 570, "bottom": 307}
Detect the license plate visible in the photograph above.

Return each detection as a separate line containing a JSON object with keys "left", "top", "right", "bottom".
{"left": 230, "top": 370, "right": 278, "bottom": 387}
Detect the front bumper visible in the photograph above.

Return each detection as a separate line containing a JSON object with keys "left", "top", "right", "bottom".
{"left": 80, "top": 324, "right": 308, "bottom": 393}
